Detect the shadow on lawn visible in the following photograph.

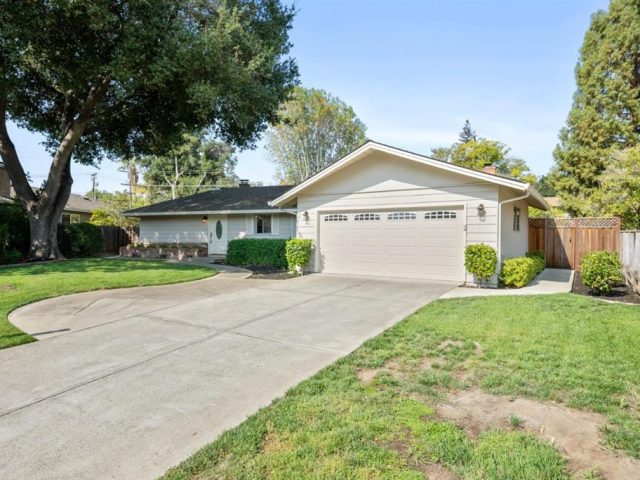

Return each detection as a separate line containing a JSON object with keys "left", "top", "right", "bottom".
{"left": 0, "top": 258, "right": 205, "bottom": 276}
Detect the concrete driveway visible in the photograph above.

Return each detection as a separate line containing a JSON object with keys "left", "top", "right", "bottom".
{"left": 1, "top": 271, "right": 455, "bottom": 479}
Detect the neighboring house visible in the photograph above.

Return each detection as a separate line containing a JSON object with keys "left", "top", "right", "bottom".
{"left": 124, "top": 141, "right": 548, "bottom": 284}
{"left": 0, "top": 163, "right": 104, "bottom": 223}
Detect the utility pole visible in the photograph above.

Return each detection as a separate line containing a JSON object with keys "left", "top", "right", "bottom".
{"left": 90, "top": 173, "right": 98, "bottom": 200}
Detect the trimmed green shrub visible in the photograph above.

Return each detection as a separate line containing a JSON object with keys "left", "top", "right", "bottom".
{"left": 285, "top": 238, "right": 313, "bottom": 274}
{"left": 226, "top": 238, "right": 287, "bottom": 269}
{"left": 0, "top": 203, "right": 29, "bottom": 264}
{"left": 464, "top": 244, "right": 497, "bottom": 285}
{"left": 581, "top": 250, "right": 623, "bottom": 295}
{"left": 501, "top": 254, "right": 545, "bottom": 288}
{"left": 59, "top": 223, "right": 104, "bottom": 258}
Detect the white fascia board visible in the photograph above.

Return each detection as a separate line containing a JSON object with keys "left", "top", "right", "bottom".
{"left": 123, "top": 208, "right": 297, "bottom": 217}
{"left": 269, "top": 141, "right": 531, "bottom": 206}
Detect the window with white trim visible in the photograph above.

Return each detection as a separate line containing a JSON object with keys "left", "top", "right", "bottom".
{"left": 354, "top": 213, "right": 380, "bottom": 221}
{"left": 324, "top": 214, "right": 348, "bottom": 222}
{"left": 256, "top": 215, "right": 272, "bottom": 234}
{"left": 513, "top": 207, "right": 521, "bottom": 231}
{"left": 424, "top": 211, "right": 457, "bottom": 220}
{"left": 387, "top": 212, "right": 416, "bottom": 221}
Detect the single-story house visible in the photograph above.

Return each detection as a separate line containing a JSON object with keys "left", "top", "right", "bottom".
{"left": 0, "top": 163, "right": 104, "bottom": 223}
{"left": 124, "top": 141, "right": 548, "bottom": 284}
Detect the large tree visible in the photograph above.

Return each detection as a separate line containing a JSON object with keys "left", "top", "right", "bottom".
{"left": 134, "top": 133, "right": 238, "bottom": 202}
{"left": 551, "top": 0, "right": 640, "bottom": 215}
{"left": 267, "top": 87, "right": 367, "bottom": 184}
{"left": 592, "top": 147, "right": 640, "bottom": 229}
{"left": 458, "top": 119, "right": 477, "bottom": 144}
{"left": 432, "top": 136, "right": 536, "bottom": 184}
{"left": 0, "top": 0, "right": 297, "bottom": 260}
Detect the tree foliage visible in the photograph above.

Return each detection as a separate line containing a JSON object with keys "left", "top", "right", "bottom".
{"left": 432, "top": 127, "right": 536, "bottom": 184}
{"left": 0, "top": 0, "right": 298, "bottom": 259}
{"left": 592, "top": 147, "right": 640, "bottom": 229}
{"left": 132, "top": 133, "right": 238, "bottom": 202}
{"left": 551, "top": 0, "right": 640, "bottom": 216}
{"left": 458, "top": 120, "right": 477, "bottom": 143}
{"left": 90, "top": 190, "right": 146, "bottom": 228}
{"left": 267, "top": 87, "right": 367, "bottom": 184}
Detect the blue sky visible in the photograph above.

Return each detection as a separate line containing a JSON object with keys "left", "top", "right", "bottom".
{"left": 7, "top": 0, "right": 608, "bottom": 195}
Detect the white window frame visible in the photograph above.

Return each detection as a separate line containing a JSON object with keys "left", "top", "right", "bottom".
{"left": 354, "top": 213, "right": 380, "bottom": 221}
{"left": 513, "top": 207, "right": 521, "bottom": 232}
{"left": 324, "top": 214, "right": 348, "bottom": 222}
{"left": 255, "top": 214, "right": 272, "bottom": 234}
{"left": 425, "top": 211, "right": 457, "bottom": 220}
{"left": 388, "top": 212, "right": 416, "bottom": 221}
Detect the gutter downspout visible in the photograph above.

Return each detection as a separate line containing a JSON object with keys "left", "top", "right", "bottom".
{"left": 497, "top": 187, "right": 531, "bottom": 265}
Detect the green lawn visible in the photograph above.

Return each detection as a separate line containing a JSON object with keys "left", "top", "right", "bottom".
{"left": 0, "top": 258, "right": 214, "bottom": 350}
{"left": 163, "top": 294, "right": 640, "bottom": 480}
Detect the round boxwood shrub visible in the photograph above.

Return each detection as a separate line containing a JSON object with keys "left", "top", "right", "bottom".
{"left": 285, "top": 238, "right": 313, "bottom": 274}
{"left": 465, "top": 244, "right": 497, "bottom": 286}
{"left": 581, "top": 251, "right": 623, "bottom": 295}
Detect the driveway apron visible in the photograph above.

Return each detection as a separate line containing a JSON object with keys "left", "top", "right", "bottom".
{"left": 1, "top": 272, "right": 455, "bottom": 479}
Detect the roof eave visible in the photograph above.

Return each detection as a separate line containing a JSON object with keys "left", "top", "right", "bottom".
{"left": 123, "top": 208, "right": 298, "bottom": 217}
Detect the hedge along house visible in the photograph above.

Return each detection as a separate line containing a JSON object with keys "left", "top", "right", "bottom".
{"left": 125, "top": 141, "right": 548, "bottom": 284}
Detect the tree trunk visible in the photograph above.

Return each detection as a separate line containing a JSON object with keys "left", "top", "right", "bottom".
{"left": 27, "top": 160, "right": 73, "bottom": 260}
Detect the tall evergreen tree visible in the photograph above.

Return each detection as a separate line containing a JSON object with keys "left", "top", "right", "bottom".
{"left": 551, "top": 0, "right": 640, "bottom": 215}
{"left": 458, "top": 120, "right": 476, "bottom": 143}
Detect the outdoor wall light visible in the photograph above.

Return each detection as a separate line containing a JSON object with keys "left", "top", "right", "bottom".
{"left": 303, "top": 211, "right": 309, "bottom": 221}
{"left": 477, "top": 204, "right": 486, "bottom": 221}
{"left": 201, "top": 215, "right": 208, "bottom": 224}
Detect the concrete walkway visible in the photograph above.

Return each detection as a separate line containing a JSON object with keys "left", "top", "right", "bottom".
{"left": 1, "top": 272, "right": 455, "bottom": 480}
{"left": 439, "top": 268, "right": 574, "bottom": 299}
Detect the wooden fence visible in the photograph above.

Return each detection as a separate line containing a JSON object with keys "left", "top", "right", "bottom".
{"left": 621, "top": 231, "right": 640, "bottom": 295}
{"left": 528, "top": 217, "right": 620, "bottom": 270}
{"left": 100, "top": 226, "right": 139, "bottom": 254}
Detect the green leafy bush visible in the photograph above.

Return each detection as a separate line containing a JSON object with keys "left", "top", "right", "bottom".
{"left": 464, "top": 244, "right": 497, "bottom": 285}
{"left": 58, "top": 223, "right": 104, "bottom": 258}
{"left": 226, "top": 238, "right": 287, "bottom": 269}
{"left": 501, "top": 253, "right": 545, "bottom": 288}
{"left": 581, "top": 251, "right": 623, "bottom": 295}
{"left": 0, "top": 203, "right": 29, "bottom": 264}
{"left": 285, "top": 238, "right": 313, "bottom": 274}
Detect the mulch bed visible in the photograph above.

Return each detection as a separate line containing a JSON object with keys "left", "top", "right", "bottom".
{"left": 243, "top": 265, "right": 298, "bottom": 280}
{"left": 572, "top": 272, "right": 640, "bottom": 305}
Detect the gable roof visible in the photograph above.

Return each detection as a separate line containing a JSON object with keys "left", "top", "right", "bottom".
{"left": 269, "top": 140, "right": 548, "bottom": 210}
{"left": 64, "top": 193, "right": 105, "bottom": 213}
{"left": 124, "top": 185, "right": 294, "bottom": 217}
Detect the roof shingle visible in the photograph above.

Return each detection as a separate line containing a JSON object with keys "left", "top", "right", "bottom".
{"left": 124, "top": 185, "right": 294, "bottom": 215}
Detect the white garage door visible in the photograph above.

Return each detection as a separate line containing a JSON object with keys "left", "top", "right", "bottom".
{"left": 319, "top": 208, "right": 464, "bottom": 282}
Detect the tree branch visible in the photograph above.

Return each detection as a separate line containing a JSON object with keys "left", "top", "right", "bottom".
{"left": 42, "top": 76, "right": 111, "bottom": 212}
{"left": 0, "top": 92, "right": 37, "bottom": 205}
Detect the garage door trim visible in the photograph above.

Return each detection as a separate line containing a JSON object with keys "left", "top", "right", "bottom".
{"left": 315, "top": 203, "right": 467, "bottom": 281}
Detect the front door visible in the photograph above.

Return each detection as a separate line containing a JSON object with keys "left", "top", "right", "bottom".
{"left": 208, "top": 215, "right": 228, "bottom": 255}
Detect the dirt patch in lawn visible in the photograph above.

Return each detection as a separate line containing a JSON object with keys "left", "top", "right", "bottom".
{"left": 417, "top": 463, "right": 458, "bottom": 480}
{"left": 437, "top": 388, "right": 640, "bottom": 479}
{"left": 0, "top": 284, "right": 16, "bottom": 291}
{"left": 573, "top": 272, "right": 640, "bottom": 305}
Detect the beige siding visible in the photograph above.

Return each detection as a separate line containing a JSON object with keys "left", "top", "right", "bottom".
{"left": 227, "top": 213, "right": 296, "bottom": 240}
{"left": 139, "top": 216, "right": 207, "bottom": 244}
{"left": 139, "top": 213, "right": 296, "bottom": 247}
{"left": 294, "top": 150, "right": 501, "bottom": 285}
{"left": 499, "top": 188, "right": 530, "bottom": 260}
